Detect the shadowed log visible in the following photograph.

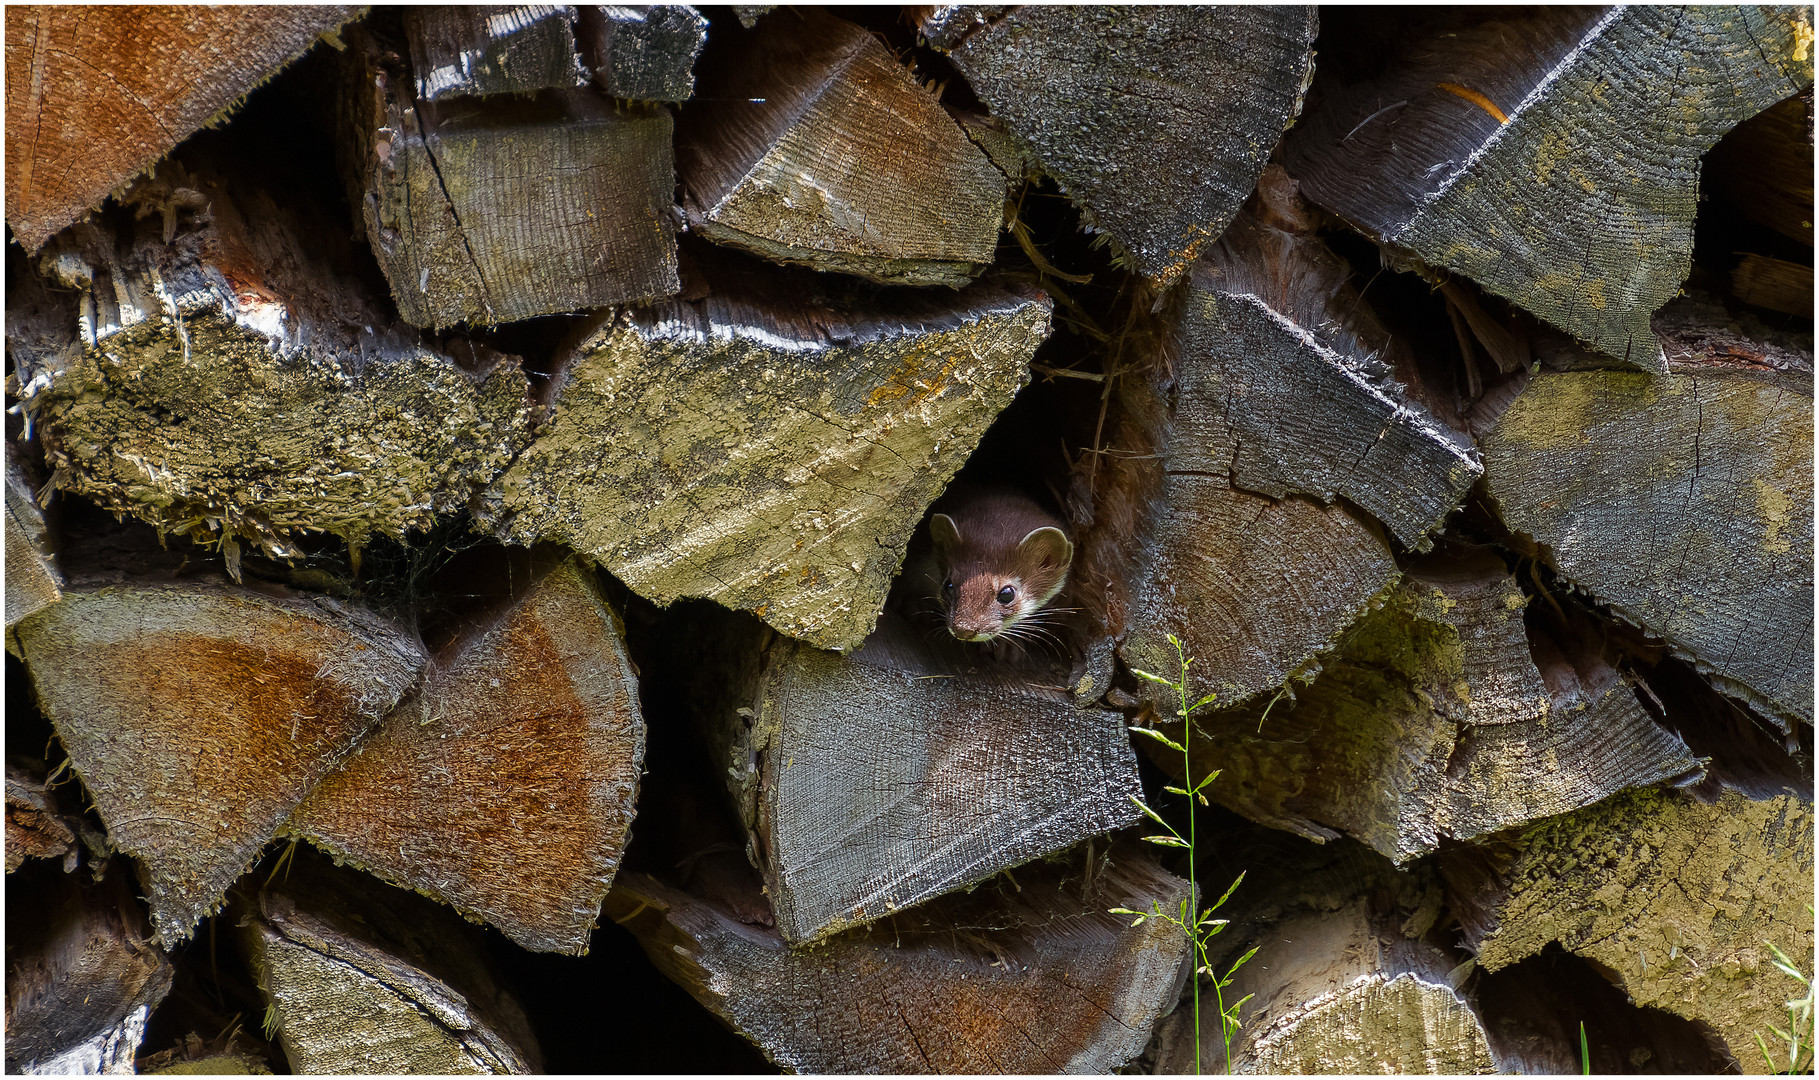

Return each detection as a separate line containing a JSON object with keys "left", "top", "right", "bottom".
{"left": 403, "top": 6, "right": 590, "bottom": 100}
{"left": 239, "top": 856, "right": 542, "bottom": 1074}
{"left": 605, "top": 842, "right": 1192, "bottom": 1073}
{"left": 1442, "top": 783, "right": 1815, "bottom": 1070}
{"left": 5, "top": 440, "right": 60, "bottom": 640}
{"left": 13, "top": 580, "right": 424, "bottom": 945}
{"left": 3, "top": 6, "right": 361, "bottom": 251}
{"left": 6, "top": 157, "right": 535, "bottom": 560}
{"left": 1283, "top": 6, "right": 1814, "bottom": 367}
{"left": 678, "top": 8, "right": 1004, "bottom": 287}
{"left": 288, "top": 555, "right": 644, "bottom": 955}
{"left": 482, "top": 262, "right": 1051, "bottom": 651}
{"left": 1481, "top": 299, "right": 1814, "bottom": 732}
{"left": 1731, "top": 254, "right": 1814, "bottom": 318}
{"left": 1705, "top": 89, "right": 1814, "bottom": 248}
{"left": 922, "top": 6, "right": 1318, "bottom": 289}
{"left": 4, "top": 761, "right": 103, "bottom": 875}
{"left": 578, "top": 4, "right": 707, "bottom": 103}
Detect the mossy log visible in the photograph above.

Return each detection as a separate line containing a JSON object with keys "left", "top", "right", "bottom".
{"left": 1480, "top": 301, "right": 1814, "bottom": 732}
{"left": 604, "top": 841, "right": 1192, "bottom": 1073}
{"left": 1282, "top": 6, "right": 1814, "bottom": 367}
{"left": 482, "top": 262, "right": 1051, "bottom": 651}
{"left": 7, "top": 156, "right": 535, "bottom": 558}
{"left": 239, "top": 856, "right": 543, "bottom": 1074}
{"left": 287, "top": 555, "right": 643, "bottom": 956}
{"left": 677, "top": 7, "right": 1004, "bottom": 287}
{"left": 579, "top": 4, "right": 708, "bottom": 103}
{"left": 13, "top": 579, "right": 424, "bottom": 946}
{"left": 2, "top": 5, "right": 362, "bottom": 251}
{"left": 922, "top": 5, "right": 1318, "bottom": 289}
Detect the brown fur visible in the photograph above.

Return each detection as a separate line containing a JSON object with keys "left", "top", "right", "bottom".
{"left": 912, "top": 486, "right": 1075, "bottom": 644}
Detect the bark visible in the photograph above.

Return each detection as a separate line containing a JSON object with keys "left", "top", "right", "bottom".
{"left": 13, "top": 579, "right": 424, "bottom": 946}
{"left": 678, "top": 8, "right": 1004, "bottom": 287}
{"left": 1283, "top": 6, "right": 1814, "bottom": 367}
{"left": 2, "top": 5, "right": 362, "bottom": 251}
{"left": 604, "top": 840, "right": 1192, "bottom": 1073}
{"left": 923, "top": 6, "right": 1317, "bottom": 290}
{"left": 482, "top": 260, "right": 1052, "bottom": 651}
{"left": 577, "top": 5, "right": 708, "bottom": 103}
{"left": 287, "top": 555, "right": 644, "bottom": 955}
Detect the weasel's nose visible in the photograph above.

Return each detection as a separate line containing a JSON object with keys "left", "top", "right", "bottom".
{"left": 949, "top": 613, "right": 1000, "bottom": 641}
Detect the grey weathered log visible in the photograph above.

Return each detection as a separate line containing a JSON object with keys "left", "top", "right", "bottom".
{"left": 5, "top": 438, "right": 60, "bottom": 641}
{"left": 403, "top": 5, "right": 590, "bottom": 100}
{"left": 239, "top": 857, "right": 543, "bottom": 1074}
{"left": 1283, "top": 6, "right": 1814, "bottom": 367}
{"left": 288, "top": 555, "right": 644, "bottom": 955}
{"left": 923, "top": 5, "right": 1317, "bottom": 288}
{"left": 1441, "top": 783, "right": 1814, "bottom": 1070}
{"left": 346, "top": 30, "right": 680, "bottom": 327}
{"left": 707, "top": 619, "right": 1140, "bottom": 944}
{"left": 482, "top": 264, "right": 1051, "bottom": 651}
{"left": 577, "top": 5, "right": 707, "bottom": 103}
{"left": 7, "top": 158, "right": 535, "bottom": 558}
{"left": 677, "top": 7, "right": 1004, "bottom": 287}
{"left": 605, "top": 842, "right": 1191, "bottom": 1073}
{"left": 4, "top": 868, "right": 174, "bottom": 1074}
{"left": 1481, "top": 298, "right": 1814, "bottom": 732}
{"left": 13, "top": 579, "right": 424, "bottom": 946}
{"left": 1705, "top": 89, "right": 1813, "bottom": 248}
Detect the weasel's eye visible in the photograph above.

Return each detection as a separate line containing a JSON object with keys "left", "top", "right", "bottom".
{"left": 996, "top": 585, "right": 1016, "bottom": 606}
{"left": 942, "top": 580, "right": 955, "bottom": 594}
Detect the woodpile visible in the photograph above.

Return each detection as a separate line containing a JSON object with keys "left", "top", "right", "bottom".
{"left": 5, "top": 5, "right": 1812, "bottom": 1075}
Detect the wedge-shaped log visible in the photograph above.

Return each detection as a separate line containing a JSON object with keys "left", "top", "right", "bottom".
{"left": 240, "top": 857, "right": 543, "bottom": 1074}
{"left": 5, "top": 439, "right": 60, "bottom": 639}
{"left": 8, "top": 158, "right": 534, "bottom": 558}
{"left": 923, "top": 6, "right": 1317, "bottom": 288}
{"left": 1481, "top": 303, "right": 1814, "bottom": 731}
{"left": 404, "top": 6, "right": 590, "bottom": 100}
{"left": 1147, "top": 547, "right": 1705, "bottom": 860}
{"left": 347, "top": 29, "right": 679, "bottom": 328}
{"left": 3, "top": 6, "right": 361, "bottom": 251}
{"left": 578, "top": 5, "right": 707, "bottom": 103}
{"left": 678, "top": 8, "right": 1004, "bottom": 287}
{"left": 1283, "top": 6, "right": 1814, "bottom": 367}
{"left": 289, "top": 556, "right": 644, "bottom": 955}
{"left": 484, "top": 266, "right": 1051, "bottom": 650}
{"left": 1442, "top": 784, "right": 1815, "bottom": 1069}
{"left": 13, "top": 581, "right": 424, "bottom": 945}
{"left": 606, "top": 843, "right": 1191, "bottom": 1072}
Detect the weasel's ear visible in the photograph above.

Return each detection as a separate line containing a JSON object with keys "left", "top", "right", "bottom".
{"left": 930, "top": 513, "right": 962, "bottom": 550}
{"left": 1017, "top": 526, "right": 1074, "bottom": 571}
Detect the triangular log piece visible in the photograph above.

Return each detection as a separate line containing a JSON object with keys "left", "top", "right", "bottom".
{"left": 605, "top": 841, "right": 1191, "bottom": 1072}
{"left": 4, "top": 865, "right": 175, "bottom": 1074}
{"left": 7, "top": 157, "right": 535, "bottom": 560}
{"left": 1480, "top": 299, "right": 1813, "bottom": 731}
{"left": 1143, "top": 545, "right": 1706, "bottom": 860}
{"left": 483, "top": 261, "right": 1051, "bottom": 651}
{"left": 1440, "top": 783, "right": 1815, "bottom": 1069}
{"left": 289, "top": 555, "right": 644, "bottom": 955}
{"left": 1704, "top": 89, "right": 1814, "bottom": 248}
{"left": 13, "top": 580, "right": 425, "bottom": 945}
{"left": 577, "top": 5, "right": 708, "bottom": 103}
{"left": 712, "top": 627, "right": 1140, "bottom": 944}
{"left": 345, "top": 29, "right": 679, "bottom": 328}
{"left": 5, "top": 438, "right": 60, "bottom": 639}
{"left": 2, "top": 6, "right": 362, "bottom": 252}
{"left": 1181, "top": 202, "right": 1482, "bottom": 549}
{"left": 402, "top": 6, "right": 590, "bottom": 100}
{"left": 238, "top": 854, "right": 543, "bottom": 1074}
{"left": 677, "top": 8, "right": 1004, "bottom": 287}
{"left": 1282, "top": 7, "right": 1813, "bottom": 367}
{"left": 922, "top": 6, "right": 1318, "bottom": 289}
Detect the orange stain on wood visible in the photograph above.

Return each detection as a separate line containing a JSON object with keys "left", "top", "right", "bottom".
{"left": 1436, "top": 82, "right": 1510, "bottom": 125}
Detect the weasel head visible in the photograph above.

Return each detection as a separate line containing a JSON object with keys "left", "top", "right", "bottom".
{"left": 930, "top": 512, "right": 1074, "bottom": 643}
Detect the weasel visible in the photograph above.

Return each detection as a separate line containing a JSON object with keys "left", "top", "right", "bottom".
{"left": 915, "top": 487, "right": 1075, "bottom": 645}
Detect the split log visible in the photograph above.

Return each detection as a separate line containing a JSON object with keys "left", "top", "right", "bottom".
{"left": 706, "top": 621, "right": 1140, "bottom": 944}
{"left": 922, "top": 6, "right": 1318, "bottom": 289}
{"left": 605, "top": 841, "right": 1192, "bottom": 1073}
{"left": 578, "top": 5, "right": 708, "bottom": 103}
{"left": 1480, "top": 298, "right": 1814, "bottom": 732}
{"left": 677, "top": 8, "right": 1004, "bottom": 287}
{"left": 5, "top": 761, "right": 103, "bottom": 874}
{"left": 238, "top": 855, "right": 543, "bottom": 1074}
{"left": 287, "top": 554, "right": 644, "bottom": 955}
{"left": 7, "top": 156, "right": 535, "bottom": 558}
{"left": 1441, "top": 783, "right": 1815, "bottom": 1070}
{"left": 4, "top": 866, "right": 175, "bottom": 1074}
{"left": 13, "top": 579, "right": 424, "bottom": 945}
{"left": 5, "top": 439, "right": 60, "bottom": 640}
{"left": 1731, "top": 253, "right": 1814, "bottom": 318}
{"left": 403, "top": 6, "right": 590, "bottom": 100}
{"left": 344, "top": 29, "right": 679, "bottom": 328}
{"left": 2, "top": 6, "right": 361, "bottom": 251}
{"left": 1282, "top": 6, "right": 1814, "bottom": 366}
{"left": 482, "top": 261, "right": 1052, "bottom": 651}
{"left": 1704, "top": 89, "right": 1814, "bottom": 248}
